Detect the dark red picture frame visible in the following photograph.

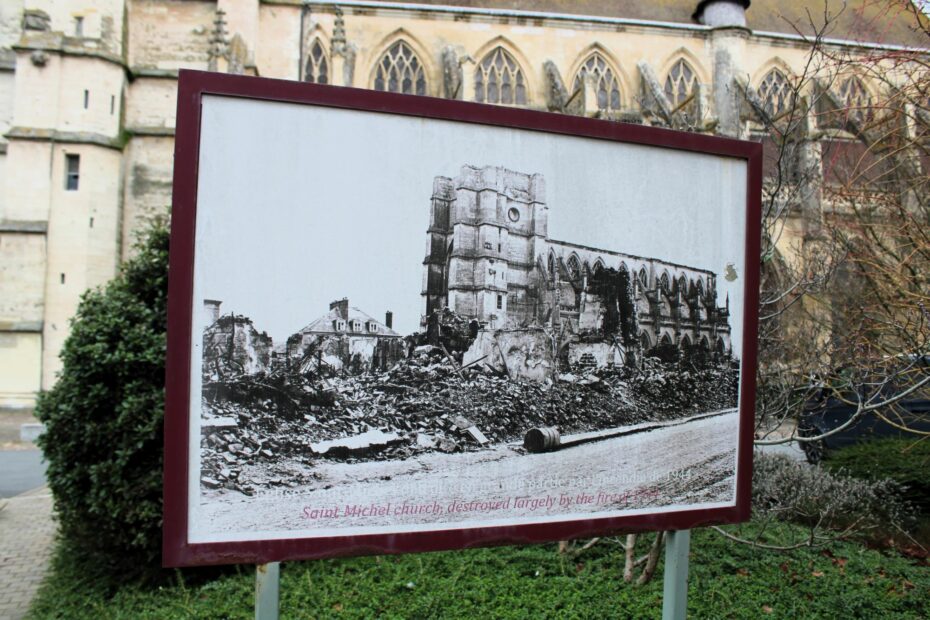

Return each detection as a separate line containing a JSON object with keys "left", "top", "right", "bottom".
{"left": 164, "top": 69, "right": 762, "bottom": 567}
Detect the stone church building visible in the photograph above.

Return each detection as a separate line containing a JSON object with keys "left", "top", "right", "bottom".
{"left": 0, "top": 0, "right": 923, "bottom": 408}
{"left": 422, "top": 165, "right": 732, "bottom": 356}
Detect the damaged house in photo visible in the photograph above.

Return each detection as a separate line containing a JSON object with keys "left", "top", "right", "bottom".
{"left": 180, "top": 94, "right": 753, "bottom": 546}
{"left": 284, "top": 298, "right": 404, "bottom": 374}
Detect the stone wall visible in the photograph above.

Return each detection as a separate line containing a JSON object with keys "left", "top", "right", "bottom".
{"left": 203, "top": 315, "right": 273, "bottom": 379}
{"left": 128, "top": 0, "right": 213, "bottom": 70}
{"left": 288, "top": 333, "right": 405, "bottom": 374}
{"left": 463, "top": 328, "right": 554, "bottom": 383}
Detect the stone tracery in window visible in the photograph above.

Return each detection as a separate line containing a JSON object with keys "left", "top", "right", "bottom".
{"left": 475, "top": 46, "right": 527, "bottom": 105}
{"left": 839, "top": 76, "right": 872, "bottom": 124}
{"left": 664, "top": 59, "right": 697, "bottom": 107}
{"left": 374, "top": 40, "right": 427, "bottom": 96}
{"left": 660, "top": 272, "right": 670, "bottom": 292}
{"left": 573, "top": 52, "right": 621, "bottom": 112}
{"left": 304, "top": 38, "right": 328, "bottom": 84}
{"left": 758, "top": 68, "right": 791, "bottom": 117}
{"left": 567, "top": 255, "right": 581, "bottom": 281}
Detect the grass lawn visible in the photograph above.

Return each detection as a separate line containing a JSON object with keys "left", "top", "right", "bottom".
{"left": 28, "top": 520, "right": 930, "bottom": 619}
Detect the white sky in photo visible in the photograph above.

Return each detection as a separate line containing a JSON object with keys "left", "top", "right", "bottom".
{"left": 193, "top": 95, "right": 748, "bottom": 347}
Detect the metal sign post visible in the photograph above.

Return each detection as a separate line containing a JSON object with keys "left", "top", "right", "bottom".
{"left": 661, "top": 529, "right": 691, "bottom": 620}
{"left": 255, "top": 562, "right": 280, "bottom": 620}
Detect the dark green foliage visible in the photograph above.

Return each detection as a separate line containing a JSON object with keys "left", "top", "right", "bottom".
{"left": 30, "top": 520, "right": 930, "bottom": 619}
{"left": 35, "top": 222, "right": 169, "bottom": 575}
{"left": 824, "top": 438, "right": 930, "bottom": 514}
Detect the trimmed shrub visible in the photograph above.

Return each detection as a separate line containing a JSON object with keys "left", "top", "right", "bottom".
{"left": 752, "top": 452, "right": 914, "bottom": 534}
{"left": 824, "top": 438, "right": 930, "bottom": 514}
{"left": 35, "top": 222, "right": 168, "bottom": 575}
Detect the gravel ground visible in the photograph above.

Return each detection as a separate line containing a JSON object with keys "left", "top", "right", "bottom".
{"left": 192, "top": 410, "right": 739, "bottom": 542}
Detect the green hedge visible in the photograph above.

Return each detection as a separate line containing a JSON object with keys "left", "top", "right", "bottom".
{"left": 824, "top": 438, "right": 930, "bottom": 514}
{"left": 35, "top": 223, "right": 168, "bottom": 576}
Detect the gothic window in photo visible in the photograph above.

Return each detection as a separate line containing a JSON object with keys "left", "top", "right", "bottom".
{"left": 758, "top": 68, "right": 792, "bottom": 117}
{"left": 475, "top": 46, "right": 527, "bottom": 105}
{"left": 567, "top": 255, "right": 581, "bottom": 281}
{"left": 573, "top": 53, "right": 621, "bottom": 112}
{"left": 374, "top": 40, "right": 427, "bottom": 96}
{"left": 839, "top": 76, "right": 873, "bottom": 124}
{"left": 304, "top": 38, "right": 329, "bottom": 84}
{"left": 664, "top": 58, "right": 697, "bottom": 107}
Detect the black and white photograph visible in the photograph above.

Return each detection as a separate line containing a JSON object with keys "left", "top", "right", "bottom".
{"left": 187, "top": 95, "right": 748, "bottom": 543}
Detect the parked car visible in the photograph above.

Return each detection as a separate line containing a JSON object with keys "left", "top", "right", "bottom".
{"left": 798, "top": 357, "right": 930, "bottom": 464}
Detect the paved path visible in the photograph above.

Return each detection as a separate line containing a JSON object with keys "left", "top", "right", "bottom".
{"left": 0, "top": 485, "right": 56, "bottom": 620}
{"left": 0, "top": 450, "right": 47, "bottom": 498}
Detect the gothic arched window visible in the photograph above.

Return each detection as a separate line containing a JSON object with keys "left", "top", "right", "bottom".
{"left": 639, "top": 268, "right": 649, "bottom": 289}
{"left": 374, "top": 40, "right": 427, "bottom": 96}
{"left": 567, "top": 255, "right": 581, "bottom": 280}
{"left": 475, "top": 46, "right": 527, "bottom": 105}
{"left": 758, "top": 68, "right": 791, "bottom": 117}
{"left": 664, "top": 59, "right": 697, "bottom": 107}
{"left": 304, "top": 38, "right": 329, "bottom": 84}
{"left": 573, "top": 53, "right": 621, "bottom": 112}
{"left": 839, "top": 76, "right": 872, "bottom": 124}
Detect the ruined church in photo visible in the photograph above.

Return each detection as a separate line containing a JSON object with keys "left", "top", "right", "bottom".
{"left": 422, "top": 165, "right": 732, "bottom": 361}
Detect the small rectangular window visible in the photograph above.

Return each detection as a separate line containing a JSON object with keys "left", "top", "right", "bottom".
{"left": 496, "top": 294, "right": 503, "bottom": 310}
{"left": 110, "top": 95, "right": 115, "bottom": 115}
{"left": 60, "top": 273, "right": 66, "bottom": 284}
{"left": 75, "top": 16, "right": 83, "bottom": 37}
{"left": 83, "top": 89, "right": 89, "bottom": 109}
{"left": 65, "top": 154, "right": 80, "bottom": 190}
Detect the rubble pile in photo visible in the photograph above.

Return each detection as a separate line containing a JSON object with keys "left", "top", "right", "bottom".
{"left": 199, "top": 345, "right": 737, "bottom": 494}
